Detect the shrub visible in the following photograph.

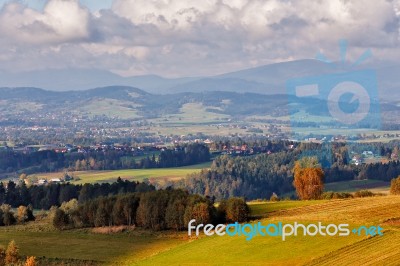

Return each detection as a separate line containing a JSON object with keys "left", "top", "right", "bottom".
{"left": 270, "top": 193, "right": 280, "bottom": 202}
{"left": 0, "top": 246, "right": 5, "bottom": 266}
{"left": 25, "top": 256, "right": 37, "bottom": 266}
{"left": 17, "top": 206, "right": 28, "bottom": 224}
{"left": 333, "top": 192, "right": 353, "bottom": 199}
{"left": 321, "top": 191, "right": 353, "bottom": 200}
{"left": 52, "top": 208, "right": 69, "bottom": 230}
{"left": 5, "top": 240, "right": 19, "bottom": 265}
{"left": 225, "top": 198, "right": 249, "bottom": 223}
{"left": 0, "top": 204, "right": 16, "bottom": 226}
{"left": 216, "top": 200, "right": 228, "bottom": 223}
{"left": 390, "top": 176, "right": 400, "bottom": 195}
{"left": 354, "top": 190, "right": 374, "bottom": 198}
{"left": 321, "top": 191, "right": 334, "bottom": 199}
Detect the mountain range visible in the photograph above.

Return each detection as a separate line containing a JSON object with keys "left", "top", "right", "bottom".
{"left": 1, "top": 59, "right": 399, "bottom": 100}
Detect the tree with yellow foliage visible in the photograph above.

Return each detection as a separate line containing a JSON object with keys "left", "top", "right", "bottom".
{"left": 17, "top": 206, "right": 28, "bottom": 224}
{"left": 293, "top": 157, "right": 324, "bottom": 200}
{"left": 5, "top": 240, "right": 19, "bottom": 265}
{"left": 25, "top": 256, "right": 37, "bottom": 266}
{"left": 390, "top": 175, "right": 400, "bottom": 195}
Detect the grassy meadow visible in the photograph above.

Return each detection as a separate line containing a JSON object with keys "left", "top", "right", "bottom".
{"left": 78, "top": 98, "right": 140, "bottom": 119}
{"left": 30, "top": 162, "right": 210, "bottom": 185}
{"left": 0, "top": 226, "right": 186, "bottom": 265}
{"left": 1, "top": 196, "right": 400, "bottom": 265}
{"left": 324, "top": 179, "right": 391, "bottom": 194}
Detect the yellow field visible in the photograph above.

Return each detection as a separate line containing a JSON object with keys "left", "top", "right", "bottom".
{"left": 307, "top": 230, "right": 400, "bottom": 266}
{"left": 137, "top": 196, "right": 400, "bottom": 265}
{"left": 2, "top": 196, "right": 400, "bottom": 265}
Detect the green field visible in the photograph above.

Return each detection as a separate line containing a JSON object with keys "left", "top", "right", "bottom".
{"left": 0, "top": 226, "right": 186, "bottom": 265}
{"left": 1, "top": 196, "right": 400, "bottom": 265}
{"left": 78, "top": 98, "right": 141, "bottom": 119}
{"left": 158, "top": 103, "right": 230, "bottom": 124}
{"left": 32, "top": 162, "right": 211, "bottom": 185}
{"left": 324, "top": 179, "right": 391, "bottom": 194}
{"left": 281, "top": 179, "right": 391, "bottom": 198}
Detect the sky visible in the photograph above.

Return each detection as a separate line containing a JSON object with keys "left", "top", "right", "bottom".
{"left": 0, "top": 0, "right": 399, "bottom": 77}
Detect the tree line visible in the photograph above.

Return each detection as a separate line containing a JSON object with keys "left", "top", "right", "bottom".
{"left": 51, "top": 190, "right": 249, "bottom": 231}
{"left": 0, "top": 143, "right": 210, "bottom": 174}
{"left": 0, "top": 178, "right": 155, "bottom": 210}
{"left": 180, "top": 142, "right": 400, "bottom": 200}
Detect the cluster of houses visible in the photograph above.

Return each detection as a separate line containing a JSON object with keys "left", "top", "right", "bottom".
{"left": 36, "top": 178, "right": 63, "bottom": 185}
{"left": 350, "top": 151, "right": 376, "bottom": 165}
{"left": 219, "top": 144, "right": 274, "bottom": 156}
{"left": 7, "top": 138, "right": 218, "bottom": 155}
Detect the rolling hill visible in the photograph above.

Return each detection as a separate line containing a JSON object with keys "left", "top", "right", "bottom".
{"left": 136, "top": 196, "right": 400, "bottom": 265}
{"left": 2, "top": 196, "right": 399, "bottom": 265}
{"left": 0, "top": 86, "right": 399, "bottom": 129}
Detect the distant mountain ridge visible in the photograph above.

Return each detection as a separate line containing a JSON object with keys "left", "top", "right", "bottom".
{"left": 0, "top": 59, "right": 399, "bottom": 100}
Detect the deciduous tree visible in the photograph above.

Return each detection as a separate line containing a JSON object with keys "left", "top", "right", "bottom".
{"left": 25, "top": 256, "right": 37, "bottom": 266}
{"left": 293, "top": 157, "right": 324, "bottom": 200}
{"left": 225, "top": 198, "right": 249, "bottom": 222}
{"left": 390, "top": 176, "right": 400, "bottom": 195}
{"left": 5, "top": 240, "right": 19, "bottom": 265}
{"left": 17, "top": 206, "right": 28, "bottom": 224}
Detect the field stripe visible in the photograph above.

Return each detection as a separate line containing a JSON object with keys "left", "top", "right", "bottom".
{"left": 306, "top": 230, "right": 400, "bottom": 266}
{"left": 268, "top": 197, "right": 400, "bottom": 224}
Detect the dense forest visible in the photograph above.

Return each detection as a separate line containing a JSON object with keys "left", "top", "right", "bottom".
{"left": 0, "top": 143, "right": 210, "bottom": 174}
{"left": 51, "top": 190, "right": 249, "bottom": 231}
{"left": 0, "top": 183, "right": 250, "bottom": 232}
{"left": 181, "top": 142, "right": 400, "bottom": 200}
{"left": 0, "top": 178, "right": 155, "bottom": 209}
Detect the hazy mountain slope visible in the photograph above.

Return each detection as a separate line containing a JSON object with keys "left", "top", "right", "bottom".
{"left": 0, "top": 59, "right": 399, "bottom": 99}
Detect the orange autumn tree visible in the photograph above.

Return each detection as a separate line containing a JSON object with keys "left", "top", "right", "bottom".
{"left": 293, "top": 157, "right": 324, "bottom": 200}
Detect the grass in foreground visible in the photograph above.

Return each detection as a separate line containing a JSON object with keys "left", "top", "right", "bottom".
{"left": 2, "top": 196, "right": 400, "bottom": 265}
{"left": 137, "top": 196, "right": 400, "bottom": 265}
{"left": 0, "top": 226, "right": 187, "bottom": 265}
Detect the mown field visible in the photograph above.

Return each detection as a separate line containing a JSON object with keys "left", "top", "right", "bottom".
{"left": 138, "top": 196, "right": 400, "bottom": 265}
{"left": 1, "top": 196, "right": 399, "bottom": 265}
{"left": 31, "top": 162, "right": 211, "bottom": 185}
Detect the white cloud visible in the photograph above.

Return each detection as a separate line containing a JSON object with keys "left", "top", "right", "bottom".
{"left": 112, "top": 0, "right": 218, "bottom": 29}
{"left": 0, "top": 0, "right": 90, "bottom": 44}
{"left": 0, "top": 0, "right": 399, "bottom": 77}
{"left": 42, "top": 0, "right": 90, "bottom": 39}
